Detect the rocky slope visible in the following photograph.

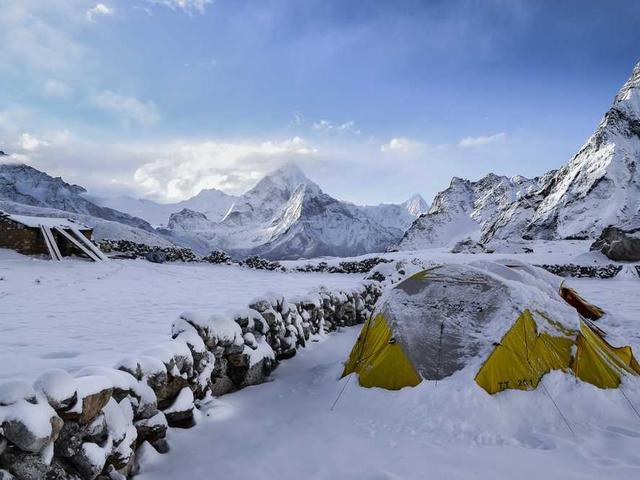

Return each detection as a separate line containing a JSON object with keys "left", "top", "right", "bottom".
{"left": 484, "top": 61, "right": 640, "bottom": 242}
{"left": 163, "top": 164, "right": 428, "bottom": 259}
{"left": 0, "top": 162, "right": 174, "bottom": 246}
{"left": 398, "top": 173, "right": 539, "bottom": 249}
{"left": 0, "top": 163, "right": 154, "bottom": 232}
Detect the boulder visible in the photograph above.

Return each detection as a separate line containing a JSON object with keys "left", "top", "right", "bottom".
{"left": 35, "top": 370, "right": 78, "bottom": 411}
{"left": 590, "top": 226, "right": 640, "bottom": 261}
{"left": 1, "top": 402, "right": 62, "bottom": 453}
{"left": 70, "top": 442, "right": 108, "bottom": 480}
{"left": 134, "top": 412, "right": 167, "bottom": 446}
{"left": 451, "top": 237, "right": 494, "bottom": 254}
{"left": 162, "top": 388, "right": 194, "bottom": 428}
{"left": 60, "top": 377, "right": 113, "bottom": 425}
{"left": 0, "top": 448, "right": 49, "bottom": 480}
{"left": 144, "top": 250, "right": 167, "bottom": 264}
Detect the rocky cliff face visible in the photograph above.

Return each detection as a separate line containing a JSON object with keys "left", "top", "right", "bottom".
{"left": 484, "top": 61, "right": 640, "bottom": 242}
{"left": 398, "top": 173, "right": 539, "bottom": 249}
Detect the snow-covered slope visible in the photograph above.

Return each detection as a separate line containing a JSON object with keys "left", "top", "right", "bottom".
{"left": 398, "top": 174, "right": 539, "bottom": 249}
{"left": 0, "top": 163, "right": 154, "bottom": 232}
{"left": 164, "top": 164, "right": 427, "bottom": 259}
{"left": 0, "top": 200, "right": 173, "bottom": 246}
{"left": 485, "top": 61, "right": 640, "bottom": 242}
{"left": 97, "top": 188, "right": 237, "bottom": 227}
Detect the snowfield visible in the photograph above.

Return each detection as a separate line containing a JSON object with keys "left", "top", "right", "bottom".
{"left": 1, "top": 243, "right": 639, "bottom": 479}
{"left": 0, "top": 249, "right": 362, "bottom": 383}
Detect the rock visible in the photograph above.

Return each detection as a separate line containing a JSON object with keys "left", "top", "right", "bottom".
{"left": 590, "top": 226, "right": 640, "bottom": 261}
{"left": 451, "top": 237, "right": 494, "bottom": 254}
{"left": 60, "top": 377, "right": 113, "bottom": 425}
{"left": 134, "top": 412, "right": 167, "bottom": 446}
{"left": 201, "top": 250, "right": 231, "bottom": 264}
{"left": 0, "top": 469, "right": 14, "bottom": 480}
{"left": 35, "top": 369, "right": 78, "bottom": 411}
{"left": 144, "top": 250, "right": 167, "bottom": 264}
{"left": 241, "top": 256, "right": 283, "bottom": 271}
{"left": 0, "top": 447, "right": 49, "bottom": 480}
{"left": 83, "top": 414, "right": 108, "bottom": 445}
{"left": 1, "top": 402, "right": 62, "bottom": 453}
{"left": 54, "top": 421, "right": 83, "bottom": 458}
{"left": 70, "top": 442, "right": 107, "bottom": 480}
{"left": 162, "top": 388, "right": 194, "bottom": 428}
{"left": 538, "top": 263, "right": 622, "bottom": 279}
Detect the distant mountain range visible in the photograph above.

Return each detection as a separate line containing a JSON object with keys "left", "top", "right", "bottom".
{"left": 2, "top": 60, "right": 639, "bottom": 259}
{"left": 157, "top": 164, "right": 428, "bottom": 259}
{"left": 0, "top": 161, "right": 428, "bottom": 258}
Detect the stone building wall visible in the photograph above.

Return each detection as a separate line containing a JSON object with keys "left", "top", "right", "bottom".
{"left": 0, "top": 217, "right": 94, "bottom": 258}
{"left": 0, "top": 218, "right": 46, "bottom": 255}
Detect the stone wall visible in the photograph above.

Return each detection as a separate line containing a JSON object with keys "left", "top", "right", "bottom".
{"left": 0, "top": 282, "right": 382, "bottom": 480}
{"left": 0, "top": 218, "right": 46, "bottom": 256}
{"left": 537, "top": 263, "right": 623, "bottom": 279}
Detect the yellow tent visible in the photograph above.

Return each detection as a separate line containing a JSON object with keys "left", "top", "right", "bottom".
{"left": 343, "top": 261, "right": 640, "bottom": 393}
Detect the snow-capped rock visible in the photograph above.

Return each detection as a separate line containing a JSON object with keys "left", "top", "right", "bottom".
{"left": 485, "top": 61, "right": 640, "bottom": 242}
{"left": 398, "top": 174, "right": 539, "bottom": 249}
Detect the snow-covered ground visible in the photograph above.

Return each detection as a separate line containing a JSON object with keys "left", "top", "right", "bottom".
{"left": 0, "top": 249, "right": 362, "bottom": 383}
{"left": 282, "top": 240, "right": 611, "bottom": 269}
{"left": 2, "top": 242, "right": 639, "bottom": 479}
{"left": 139, "top": 274, "right": 640, "bottom": 480}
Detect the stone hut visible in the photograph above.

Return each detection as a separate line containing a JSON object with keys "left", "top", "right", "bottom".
{"left": 0, "top": 211, "right": 107, "bottom": 261}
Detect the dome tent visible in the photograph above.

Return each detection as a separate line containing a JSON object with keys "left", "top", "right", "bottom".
{"left": 342, "top": 260, "right": 640, "bottom": 393}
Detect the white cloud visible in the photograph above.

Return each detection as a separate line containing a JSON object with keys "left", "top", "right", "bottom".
{"left": 90, "top": 90, "right": 160, "bottom": 127}
{"left": 380, "top": 137, "right": 423, "bottom": 154}
{"left": 43, "top": 79, "right": 73, "bottom": 98}
{"left": 0, "top": 2, "right": 86, "bottom": 75}
{"left": 312, "top": 119, "right": 361, "bottom": 135}
{"left": 147, "top": 0, "right": 212, "bottom": 15}
{"left": 458, "top": 132, "right": 507, "bottom": 148}
{"left": 86, "top": 3, "right": 113, "bottom": 22}
{"left": 21, "top": 133, "right": 49, "bottom": 151}
{"left": 133, "top": 137, "right": 318, "bottom": 201}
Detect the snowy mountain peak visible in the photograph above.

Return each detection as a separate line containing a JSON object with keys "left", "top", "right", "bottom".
{"left": 398, "top": 172, "right": 539, "bottom": 249}
{"left": 484, "top": 60, "right": 640, "bottom": 242}
{"left": 259, "top": 163, "right": 316, "bottom": 193}
{"left": 402, "top": 194, "right": 429, "bottom": 217}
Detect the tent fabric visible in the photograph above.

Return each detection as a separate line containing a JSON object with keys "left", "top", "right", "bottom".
{"left": 559, "top": 283, "right": 604, "bottom": 320}
{"left": 342, "top": 313, "right": 421, "bottom": 390}
{"left": 572, "top": 320, "right": 640, "bottom": 388}
{"left": 474, "top": 310, "right": 574, "bottom": 394}
{"left": 342, "top": 261, "right": 640, "bottom": 394}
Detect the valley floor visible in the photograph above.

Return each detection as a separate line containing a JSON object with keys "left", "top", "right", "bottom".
{"left": 139, "top": 273, "right": 640, "bottom": 479}
{"left": 2, "top": 242, "right": 639, "bottom": 478}
{"left": 0, "top": 250, "right": 362, "bottom": 382}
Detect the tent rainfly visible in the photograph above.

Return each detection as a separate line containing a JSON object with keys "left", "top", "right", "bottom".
{"left": 0, "top": 211, "right": 107, "bottom": 262}
{"left": 343, "top": 260, "right": 640, "bottom": 393}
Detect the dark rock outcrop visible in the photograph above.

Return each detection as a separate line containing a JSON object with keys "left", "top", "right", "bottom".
{"left": 590, "top": 226, "right": 640, "bottom": 261}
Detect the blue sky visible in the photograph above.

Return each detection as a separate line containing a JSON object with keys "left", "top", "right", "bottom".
{"left": 1, "top": 0, "right": 639, "bottom": 204}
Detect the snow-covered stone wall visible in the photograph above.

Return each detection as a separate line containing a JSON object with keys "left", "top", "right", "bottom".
{"left": 0, "top": 282, "right": 382, "bottom": 480}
